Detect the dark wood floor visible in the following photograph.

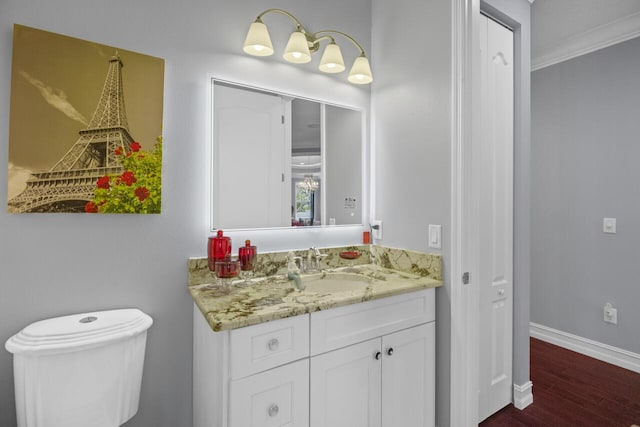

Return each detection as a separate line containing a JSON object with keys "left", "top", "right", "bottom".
{"left": 480, "top": 337, "right": 640, "bottom": 427}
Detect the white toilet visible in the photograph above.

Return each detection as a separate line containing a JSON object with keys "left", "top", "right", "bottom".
{"left": 5, "top": 308, "right": 153, "bottom": 427}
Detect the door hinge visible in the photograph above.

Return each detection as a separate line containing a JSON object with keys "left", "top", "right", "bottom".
{"left": 462, "top": 272, "right": 470, "bottom": 285}
{"left": 281, "top": 115, "right": 285, "bottom": 124}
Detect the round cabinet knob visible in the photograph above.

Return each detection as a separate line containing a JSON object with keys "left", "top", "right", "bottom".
{"left": 374, "top": 351, "right": 382, "bottom": 360}
{"left": 267, "top": 338, "right": 279, "bottom": 351}
{"left": 498, "top": 289, "right": 505, "bottom": 296}
{"left": 386, "top": 347, "right": 394, "bottom": 356}
{"left": 268, "top": 404, "right": 279, "bottom": 417}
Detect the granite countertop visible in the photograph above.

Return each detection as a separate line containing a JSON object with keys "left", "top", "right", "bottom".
{"left": 189, "top": 264, "right": 441, "bottom": 332}
{"left": 189, "top": 245, "right": 442, "bottom": 332}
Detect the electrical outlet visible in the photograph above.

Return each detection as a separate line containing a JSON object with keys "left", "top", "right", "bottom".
{"left": 603, "top": 218, "right": 617, "bottom": 234}
{"left": 371, "top": 220, "right": 383, "bottom": 240}
{"left": 604, "top": 303, "right": 618, "bottom": 324}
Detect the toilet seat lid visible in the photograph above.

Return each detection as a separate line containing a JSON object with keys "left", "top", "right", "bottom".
{"left": 5, "top": 308, "right": 153, "bottom": 356}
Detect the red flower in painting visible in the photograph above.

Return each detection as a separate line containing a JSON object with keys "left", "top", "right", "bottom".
{"left": 129, "top": 142, "right": 141, "bottom": 152}
{"left": 85, "top": 201, "right": 99, "bottom": 213}
{"left": 96, "top": 175, "right": 110, "bottom": 189}
{"left": 135, "top": 187, "right": 150, "bottom": 202}
{"left": 87, "top": 136, "right": 162, "bottom": 213}
{"left": 120, "top": 171, "right": 137, "bottom": 186}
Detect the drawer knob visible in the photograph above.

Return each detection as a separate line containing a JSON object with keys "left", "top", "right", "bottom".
{"left": 267, "top": 338, "right": 280, "bottom": 351}
{"left": 268, "top": 404, "right": 279, "bottom": 417}
{"left": 386, "top": 347, "right": 394, "bottom": 356}
{"left": 374, "top": 351, "right": 382, "bottom": 360}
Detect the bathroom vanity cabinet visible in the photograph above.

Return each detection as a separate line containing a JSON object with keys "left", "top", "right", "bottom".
{"left": 193, "top": 288, "right": 435, "bottom": 427}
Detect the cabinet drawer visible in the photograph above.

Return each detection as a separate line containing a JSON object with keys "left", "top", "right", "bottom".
{"left": 229, "top": 358, "right": 309, "bottom": 427}
{"left": 310, "top": 289, "right": 434, "bottom": 355}
{"left": 230, "top": 314, "right": 309, "bottom": 379}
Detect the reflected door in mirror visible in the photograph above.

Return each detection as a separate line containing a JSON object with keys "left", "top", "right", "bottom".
{"left": 213, "top": 84, "right": 290, "bottom": 228}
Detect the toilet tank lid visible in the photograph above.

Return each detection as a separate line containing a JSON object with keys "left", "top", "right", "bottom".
{"left": 5, "top": 308, "right": 153, "bottom": 356}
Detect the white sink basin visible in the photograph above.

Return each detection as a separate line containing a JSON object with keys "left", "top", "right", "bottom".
{"left": 301, "top": 272, "right": 373, "bottom": 293}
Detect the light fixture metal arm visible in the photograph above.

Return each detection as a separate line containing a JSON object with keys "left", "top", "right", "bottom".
{"left": 312, "top": 30, "right": 367, "bottom": 56}
{"left": 253, "top": 10, "right": 367, "bottom": 55}
{"left": 255, "top": 8, "right": 307, "bottom": 32}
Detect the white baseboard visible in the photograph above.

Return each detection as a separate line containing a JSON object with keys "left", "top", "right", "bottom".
{"left": 513, "top": 381, "right": 533, "bottom": 410}
{"left": 530, "top": 322, "right": 640, "bottom": 374}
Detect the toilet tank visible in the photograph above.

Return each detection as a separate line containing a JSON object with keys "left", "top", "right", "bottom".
{"left": 5, "top": 309, "right": 153, "bottom": 427}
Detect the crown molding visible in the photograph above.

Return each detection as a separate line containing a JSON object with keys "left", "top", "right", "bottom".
{"left": 532, "top": 11, "right": 640, "bottom": 71}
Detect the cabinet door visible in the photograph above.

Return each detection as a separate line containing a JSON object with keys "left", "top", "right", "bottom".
{"left": 229, "top": 358, "right": 309, "bottom": 427}
{"left": 310, "top": 338, "right": 382, "bottom": 427}
{"left": 381, "top": 323, "right": 435, "bottom": 427}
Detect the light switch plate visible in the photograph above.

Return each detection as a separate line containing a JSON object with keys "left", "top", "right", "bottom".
{"left": 603, "top": 218, "right": 616, "bottom": 234}
{"left": 428, "top": 224, "right": 442, "bottom": 249}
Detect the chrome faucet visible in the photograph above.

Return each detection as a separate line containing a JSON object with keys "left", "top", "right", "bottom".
{"left": 286, "top": 252, "right": 305, "bottom": 291}
{"left": 305, "top": 247, "right": 328, "bottom": 272}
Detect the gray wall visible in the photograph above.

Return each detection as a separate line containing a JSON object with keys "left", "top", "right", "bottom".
{"left": 371, "top": 0, "right": 452, "bottom": 425}
{"left": 531, "top": 36, "right": 640, "bottom": 353}
{"left": 482, "top": 0, "right": 532, "bottom": 390}
{"left": 0, "top": 1, "right": 371, "bottom": 426}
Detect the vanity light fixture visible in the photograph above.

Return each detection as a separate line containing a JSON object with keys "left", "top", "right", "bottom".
{"left": 243, "top": 8, "right": 373, "bottom": 84}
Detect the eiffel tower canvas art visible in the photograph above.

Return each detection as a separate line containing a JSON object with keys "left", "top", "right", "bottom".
{"left": 7, "top": 25, "right": 164, "bottom": 213}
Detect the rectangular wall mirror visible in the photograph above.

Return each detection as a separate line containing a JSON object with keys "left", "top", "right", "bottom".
{"left": 211, "top": 79, "right": 363, "bottom": 230}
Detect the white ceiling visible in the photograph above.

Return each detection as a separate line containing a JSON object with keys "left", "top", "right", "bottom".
{"left": 531, "top": 0, "right": 640, "bottom": 69}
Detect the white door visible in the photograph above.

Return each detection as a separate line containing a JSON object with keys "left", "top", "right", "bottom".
{"left": 381, "top": 323, "right": 435, "bottom": 427}
{"left": 477, "top": 14, "right": 514, "bottom": 422}
{"left": 310, "top": 338, "right": 382, "bottom": 427}
{"left": 213, "top": 84, "right": 290, "bottom": 228}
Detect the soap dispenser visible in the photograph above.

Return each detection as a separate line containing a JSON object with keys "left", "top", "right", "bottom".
{"left": 208, "top": 230, "right": 231, "bottom": 271}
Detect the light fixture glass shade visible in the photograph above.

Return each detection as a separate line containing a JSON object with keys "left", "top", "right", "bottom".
{"left": 283, "top": 31, "right": 312, "bottom": 64}
{"left": 348, "top": 55, "right": 373, "bottom": 84}
{"left": 243, "top": 21, "right": 274, "bottom": 56}
{"left": 319, "top": 43, "right": 346, "bottom": 73}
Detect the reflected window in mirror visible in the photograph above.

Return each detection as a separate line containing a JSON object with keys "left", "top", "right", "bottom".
{"left": 293, "top": 175, "right": 320, "bottom": 226}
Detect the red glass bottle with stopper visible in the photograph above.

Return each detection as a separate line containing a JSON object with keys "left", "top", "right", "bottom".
{"left": 238, "top": 240, "right": 257, "bottom": 271}
{"left": 208, "top": 230, "right": 231, "bottom": 271}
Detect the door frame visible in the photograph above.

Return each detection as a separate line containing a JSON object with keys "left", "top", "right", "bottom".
{"left": 450, "top": 0, "right": 532, "bottom": 424}
{"left": 450, "top": 1, "right": 481, "bottom": 424}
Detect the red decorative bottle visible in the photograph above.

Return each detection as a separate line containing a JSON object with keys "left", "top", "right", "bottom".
{"left": 208, "top": 230, "right": 231, "bottom": 271}
{"left": 238, "top": 240, "right": 257, "bottom": 271}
